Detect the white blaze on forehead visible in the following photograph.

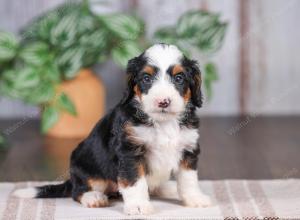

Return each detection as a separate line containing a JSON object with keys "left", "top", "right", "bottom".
{"left": 141, "top": 44, "right": 186, "bottom": 121}
{"left": 145, "top": 44, "right": 183, "bottom": 72}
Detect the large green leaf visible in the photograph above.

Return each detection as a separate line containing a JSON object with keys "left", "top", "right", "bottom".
{"left": 0, "top": 32, "right": 19, "bottom": 62}
{"left": 100, "top": 14, "right": 143, "bottom": 40}
{"left": 2, "top": 67, "right": 40, "bottom": 91}
{"left": 177, "top": 11, "right": 219, "bottom": 38}
{"left": 26, "top": 82, "right": 55, "bottom": 104}
{"left": 38, "top": 13, "right": 59, "bottom": 40}
{"left": 17, "top": 67, "right": 40, "bottom": 88}
{"left": 1, "top": 67, "right": 56, "bottom": 104}
{"left": 204, "top": 62, "right": 218, "bottom": 100}
{"left": 50, "top": 13, "right": 77, "bottom": 48}
{"left": 177, "top": 11, "right": 227, "bottom": 54}
{"left": 0, "top": 70, "right": 23, "bottom": 99}
{"left": 41, "top": 105, "right": 59, "bottom": 133}
{"left": 153, "top": 29, "right": 191, "bottom": 56}
{"left": 20, "top": 2, "right": 81, "bottom": 41}
{"left": 19, "top": 42, "right": 49, "bottom": 66}
{"left": 153, "top": 27, "right": 177, "bottom": 45}
{"left": 57, "top": 93, "right": 77, "bottom": 116}
{"left": 196, "top": 23, "right": 227, "bottom": 53}
{"left": 112, "top": 41, "right": 142, "bottom": 68}
{"left": 79, "top": 29, "right": 106, "bottom": 49}
{"left": 79, "top": 29, "right": 108, "bottom": 67}
{"left": 77, "top": 13, "right": 96, "bottom": 34}
{"left": 57, "top": 47, "right": 83, "bottom": 79}
{"left": 43, "top": 61, "right": 61, "bottom": 82}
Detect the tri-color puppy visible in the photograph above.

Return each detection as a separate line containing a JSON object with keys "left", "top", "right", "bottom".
{"left": 14, "top": 44, "right": 212, "bottom": 215}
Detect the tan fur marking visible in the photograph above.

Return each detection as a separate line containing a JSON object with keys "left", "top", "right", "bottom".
{"left": 119, "top": 125, "right": 147, "bottom": 189}
{"left": 117, "top": 164, "right": 145, "bottom": 189}
{"left": 138, "top": 164, "right": 145, "bottom": 176}
{"left": 172, "top": 64, "right": 184, "bottom": 75}
{"left": 180, "top": 160, "right": 192, "bottom": 170}
{"left": 143, "top": 65, "right": 155, "bottom": 75}
{"left": 87, "top": 179, "right": 108, "bottom": 192}
{"left": 184, "top": 88, "right": 192, "bottom": 103}
{"left": 118, "top": 178, "right": 130, "bottom": 188}
{"left": 134, "top": 85, "right": 142, "bottom": 99}
{"left": 105, "top": 180, "right": 118, "bottom": 194}
{"left": 124, "top": 122, "right": 144, "bottom": 147}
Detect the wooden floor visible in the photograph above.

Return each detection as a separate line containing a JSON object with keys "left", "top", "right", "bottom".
{"left": 0, "top": 116, "right": 300, "bottom": 181}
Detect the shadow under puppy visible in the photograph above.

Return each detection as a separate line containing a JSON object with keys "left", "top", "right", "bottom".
{"left": 14, "top": 43, "right": 212, "bottom": 215}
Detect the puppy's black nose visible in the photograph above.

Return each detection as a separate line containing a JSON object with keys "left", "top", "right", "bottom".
{"left": 158, "top": 98, "right": 171, "bottom": 108}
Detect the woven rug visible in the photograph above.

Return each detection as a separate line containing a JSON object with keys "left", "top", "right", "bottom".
{"left": 0, "top": 180, "right": 299, "bottom": 220}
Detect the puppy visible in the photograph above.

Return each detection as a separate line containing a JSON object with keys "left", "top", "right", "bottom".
{"left": 13, "top": 44, "right": 211, "bottom": 215}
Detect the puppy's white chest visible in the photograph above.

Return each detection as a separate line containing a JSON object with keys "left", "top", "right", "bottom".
{"left": 131, "top": 120, "right": 199, "bottom": 189}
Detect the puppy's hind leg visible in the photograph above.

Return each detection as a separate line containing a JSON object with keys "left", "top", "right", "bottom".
{"left": 80, "top": 191, "right": 109, "bottom": 208}
{"left": 73, "top": 178, "right": 109, "bottom": 208}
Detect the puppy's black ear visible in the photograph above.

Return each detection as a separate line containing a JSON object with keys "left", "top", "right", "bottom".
{"left": 183, "top": 58, "right": 203, "bottom": 107}
{"left": 120, "top": 54, "right": 146, "bottom": 105}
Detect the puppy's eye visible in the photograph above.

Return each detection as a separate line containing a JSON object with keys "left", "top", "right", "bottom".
{"left": 142, "top": 74, "right": 152, "bottom": 84}
{"left": 174, "top": 73, "right": 185, "bottom": 84}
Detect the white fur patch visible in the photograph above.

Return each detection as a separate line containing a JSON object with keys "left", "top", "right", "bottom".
{"left": 119, "top": 177, "right": 154, "bottom": 215}
{"left": 80, "top": 191, "right": 108, "bottom": 208}
{"left": 145, "top": 44, "right": 183, "bottom": 72}
{"left": 13, "top": 187, "right": 37, "bottom": 198}
{"left": 177, "top": 169, "right": 212, "bottom": 207}
{"left": 141, "top": 44, "right": 185, "bottom": 122}
{"left": 130, "top": 120, "right": 199, "bottom": 191}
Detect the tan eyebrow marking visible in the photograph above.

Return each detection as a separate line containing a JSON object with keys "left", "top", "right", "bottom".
{"left": 172, "top": 64, "right": 184, "bottom": 75}
{"left": 142, "top": 65, "right": 155, "bottom": 75}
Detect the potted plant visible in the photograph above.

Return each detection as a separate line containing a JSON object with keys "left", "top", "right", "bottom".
{"left": 0, "top": 1, "right": 144, "bottom": 138}
{"left": 0, "top": 1, "right": 227, "bottom": 138}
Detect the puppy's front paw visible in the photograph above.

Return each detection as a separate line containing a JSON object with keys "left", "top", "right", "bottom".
{"left": 124, "top": 201, "right": 154, "bottom": 215}
{"left": 183, "top": 194, "right": 212, "bottom": 208}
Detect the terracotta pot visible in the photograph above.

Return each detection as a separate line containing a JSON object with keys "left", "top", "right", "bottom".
{"left": 43, "top": 136, "right": 82, "bottom": 174}
{"left": 46, "top": 69, "right": 105, "bottom": 138}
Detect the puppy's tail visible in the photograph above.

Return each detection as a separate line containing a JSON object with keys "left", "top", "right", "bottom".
{"left": 13, "top": 180, "right": 72, "bottom": 198}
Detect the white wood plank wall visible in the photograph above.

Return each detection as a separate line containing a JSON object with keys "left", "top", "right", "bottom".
{"left": 0, "top": 0, "right": 299, "bottom": 117}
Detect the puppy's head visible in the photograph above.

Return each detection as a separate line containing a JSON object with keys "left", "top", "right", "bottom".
{"left": 123, "top": 44, "right": 202, "bottom": 122}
